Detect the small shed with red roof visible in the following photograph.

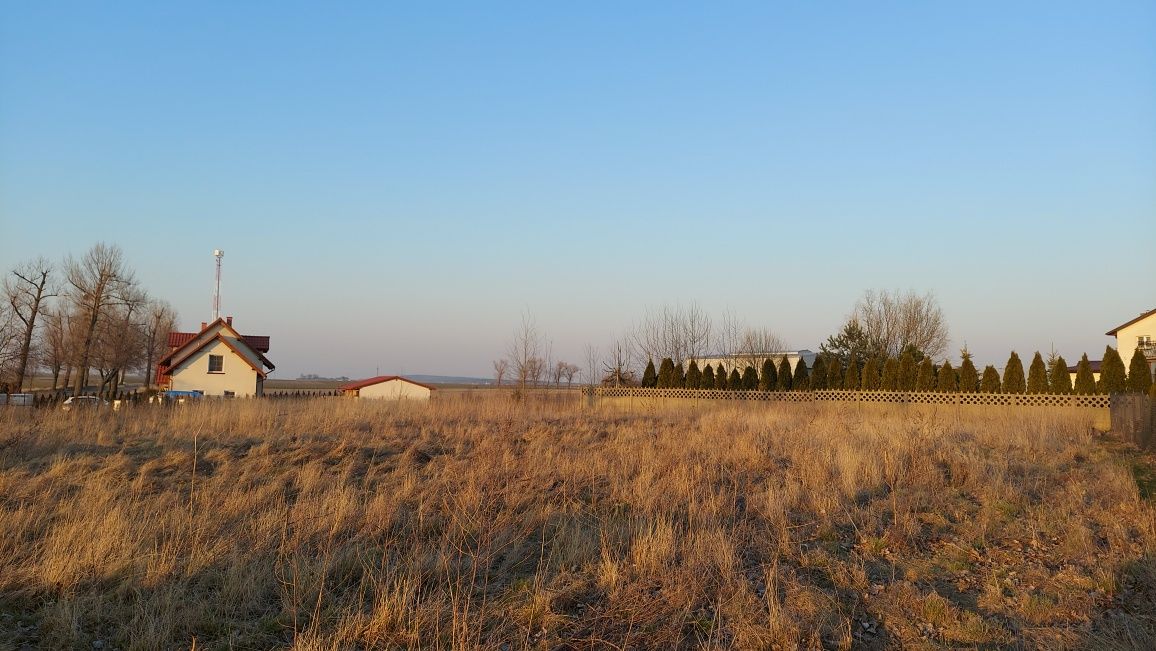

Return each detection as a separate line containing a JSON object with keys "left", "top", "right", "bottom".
{"left": 339, "top": 376, "right": 435, "bottom": 400}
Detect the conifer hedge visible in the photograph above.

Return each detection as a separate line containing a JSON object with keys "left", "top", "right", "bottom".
{"left": 759, "top": 358, "right": 777, "bottom": 391}
{"left": 1128, "top": 349, "right": 1153, "bottom": 394}
{"left": 1002, "top": 352, "right": 1026, "bottom": 394}
{"left": 1026, "top": 352, "right": 1049, "bottom": 394}
{"left": 1049, "top": 356, "right": 1071, "bottom": 394}
{"left": 1099, "top": 346, "right": 1127, "bottom": 394}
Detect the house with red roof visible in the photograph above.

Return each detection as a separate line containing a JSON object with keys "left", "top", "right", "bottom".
{"left": 156, "top": 317, "right": 275, "bottom": 397}
{"left": 339, "top": 376, "right": 435, "bottom": 400}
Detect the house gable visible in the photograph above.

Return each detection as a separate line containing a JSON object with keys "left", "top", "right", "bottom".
{"left": 158, "top": 318, "right": 274, "bottom": 396}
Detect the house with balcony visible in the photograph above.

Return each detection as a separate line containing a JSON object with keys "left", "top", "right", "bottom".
{"left": 1106, "top": 308, "right": 1156, "bottom": 376}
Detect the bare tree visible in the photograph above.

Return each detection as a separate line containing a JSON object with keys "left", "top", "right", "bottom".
{"left": 141, "top": 299, "right": 178, "bottom": 387}
{"left": 715, "top": 310, "right": 744, "bottom": 358}
{"left": 507, "top": 312, "right": 544, "bottom": 393}
{"left": 583, "top": 344, "right": 601, "bottom": 387}
{"left": 736, "top": 327, "right": 788, "bottom": 372}
{"left": 91, "top": 286, "right": 149, "bottom": 398}
{"left": 66, "top": 243, "right": 138, "bottom": 395}
{"left": 0, "top": 302, "right": 18, "bottom": 389}
{"left": 38, "top": 305, "right": 72, "bottom": 390}
{"left": 632, "top": 302, "right": 712, "bottom": 366}
{"left": 558, "top": 362, "right": 580, "bottom": 388}
{"left": 492, "top": 359, "right": 509, "bottom": 386}
{"left": 852, "top": 289, "right": 949, "bottom": 360}
{"left": 3, "top": 258, "right": 57, "bottom": 390}
{"left": 602, "top": 336, "right": 636, "bottom": 386}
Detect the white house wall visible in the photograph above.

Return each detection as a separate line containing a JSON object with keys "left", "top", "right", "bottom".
{"left": 1116, "top": 316, "right": 1156, "bottom": 375}
{"left": 170, "top": 339, "right": 260, "bottom": 397}
{"left": 358, "top": 379, "right": 432, "bottom": 400}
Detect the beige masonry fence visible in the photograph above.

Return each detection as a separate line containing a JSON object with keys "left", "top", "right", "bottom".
{"left": 588, "top": 387, "right": 1155, "bottom": 448}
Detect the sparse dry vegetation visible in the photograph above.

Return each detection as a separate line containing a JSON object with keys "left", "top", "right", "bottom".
{"left": 1, "top": 397, "right": 1154, "bottom": 649}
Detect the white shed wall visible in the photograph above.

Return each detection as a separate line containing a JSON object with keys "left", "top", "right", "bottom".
{"left": 358, "top": 379, "right": 432, "bottom": 400}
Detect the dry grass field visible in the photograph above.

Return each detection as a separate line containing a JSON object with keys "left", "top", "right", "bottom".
{"left": 1, "top": 397, "right": 1154, "bottom": 650}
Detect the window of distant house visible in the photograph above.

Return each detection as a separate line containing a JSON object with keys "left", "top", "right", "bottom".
{"left": 223, "top": 390, "right": 235, "bottom": 398}
{"left": 208, "top": 355, "right": 224, "bottom": 373}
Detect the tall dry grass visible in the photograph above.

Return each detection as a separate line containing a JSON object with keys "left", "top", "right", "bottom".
{"left": 0, "top": 396, "right": 1153, "bottom": 649}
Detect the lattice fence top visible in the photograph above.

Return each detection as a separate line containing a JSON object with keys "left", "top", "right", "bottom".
{"left": 590, "top": 387, "right": 1111, "bottom": 409}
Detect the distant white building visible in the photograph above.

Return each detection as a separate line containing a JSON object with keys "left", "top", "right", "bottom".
{"left": 687, "top": 350, "right": 818, "bottom": 375}
{"left": 340, "top": 376, "right": 435, "bottom": 400}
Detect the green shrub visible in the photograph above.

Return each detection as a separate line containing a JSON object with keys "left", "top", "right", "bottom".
{"left": 1128, "top": 349, "right": 1153, "bottom": 394}
{"left": 685, "top": 360, "right": 701, "bottom": 390}
{"left": 792, "top": 359, "right": 809, "bottom": 391}
{"left": 759, "top": 358, "right": 777, "bottom": 391}
{"left": 1026, "top": 352, "right": 1048, "bottom": 394}
{"left": 1002, "top": 352, "right": 1026, "bottom": 394}
{"left": 642, "top": 360, "right": 657, "bottom": 388}
{"left": 1048, "top": 355, "right": 1071, "bottom": 394}
{"left": 1074, "top": 355, "right": 1097, "bottom": 395}
{"left": 980, "top": 365, "right": 1001, "bottom": 393}
{"left": 777, "top": 358, "right": 793, "bottom": 391}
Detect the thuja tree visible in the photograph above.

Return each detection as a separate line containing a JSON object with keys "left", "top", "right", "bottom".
{"left": 673, "top": 361, "right": 686, "bottom": 388}
{"left": 936, "top": 360, "right": 957, "bottom": 392}
{"left": 777, "top": 358, "right": 793, "bottom": 391}
{"left": 759, "top": 358, "right": 777, "bottom": 391}
{"left": 843, "top": 353, "right": 861, "bottom": 390}
{"left": 685, "top": 360, "right": 701, "bottom": 390}
{"left": 792, "top": 359, "right": 809, "bottom": 391}
{"left": 1049, "top": 355, "right": 1072, "bottom": 394}
{"left": 897, "top": 349, "right": 917, "bottom": 391}
{"left": 880, "top": 357, "right": 899, "bottom": 390}
{"left": 656, "top": 358, "right": 676, "bottom": 389}
{"left": 1073, "top": 354, "right": 1097, "bottom": 395}
{"left": 701, "top": 364, "right": 716, "bottom": 390}
{"left": 728, "top": 368, "right": 743, "bottom": 391}
{"left": 810, "top": 356, "right": 828, "bottom": 390}
{"left": 980, "top": 365, "right": 1001, "bottom": 393}
{"left": 1099, "top": 346, "right": 1127, "bottom": 394}
{"left": 1026, "top": 352, "right": 1049, "bottom": 394}
{"left": 861, "top": 357, "right": 881, "bottom": 391}
{"left": 1128, "top": 349, "right": 1153, "bottom": 394}
{"left": 958, "top": 351, "right": 979, "bottom": 393}
{"left": 916, "top": 358, "right": 936, "bottom": 391}
{"left": 642, "top": 360, "right": 657, "bottom": 388}
{"left": 1002, "top": 352, "right": 1026, "bottom": 394}
{"left": 826, "top": 355, "right": 842, "bottom": 389}
{"left": 742, "top": 366, "right": 759, "bottom": 391}
{"left": 776, "top": 356, "right": 795, "bottom": 393}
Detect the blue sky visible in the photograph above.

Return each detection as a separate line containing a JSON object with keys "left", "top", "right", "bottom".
{"left": 2, "top": 2, "right": 1153, "bottom": 378}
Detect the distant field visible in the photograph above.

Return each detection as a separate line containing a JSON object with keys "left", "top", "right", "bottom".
{"left": 0, "top": 397, "right": 1153, "bottom": 649}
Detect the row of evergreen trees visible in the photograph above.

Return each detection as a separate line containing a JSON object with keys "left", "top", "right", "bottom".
{"left": 639, "top": 346, "right": 1154, "bottom": 396}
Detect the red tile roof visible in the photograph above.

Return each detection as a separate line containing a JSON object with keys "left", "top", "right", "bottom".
{"left": 168, "top": 331, "right": 270, "bottom": 352}
{"left": 339, "top": 376, "right": 437, "bottom": 391}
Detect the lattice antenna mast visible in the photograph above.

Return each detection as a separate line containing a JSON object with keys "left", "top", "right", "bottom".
{"left": 212, "top": 249, "right": 224, "bottom": 320}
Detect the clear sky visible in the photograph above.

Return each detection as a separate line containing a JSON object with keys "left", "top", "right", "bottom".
{"left": 2, "top": 2, "right": 1154, "bottom": 378}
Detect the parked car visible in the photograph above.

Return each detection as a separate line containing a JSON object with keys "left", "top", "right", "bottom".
{"left": 61, "top": 396, "right": 108, "bottom": 411}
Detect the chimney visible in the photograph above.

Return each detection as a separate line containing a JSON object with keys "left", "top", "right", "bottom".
{"left": 226, "top": 316, "right": 233, "bottom": 326}
{"left": 201, "top": 322, "right": 207, "bottom": 331}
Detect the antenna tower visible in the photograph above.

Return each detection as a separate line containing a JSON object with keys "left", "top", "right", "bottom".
{"left": 212, "top": 249, "right": 224, "bottom": 320}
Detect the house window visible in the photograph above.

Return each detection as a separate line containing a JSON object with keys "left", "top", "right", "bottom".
{"left": 208, "top": 355, "right": 224, "bottom": 373}
{"left": 223, "top": 390, "right": 235, "bottom": 398}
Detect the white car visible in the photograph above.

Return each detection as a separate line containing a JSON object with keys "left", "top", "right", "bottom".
{"left": 61, "top": 396, "right": 108, "bottom": 411}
